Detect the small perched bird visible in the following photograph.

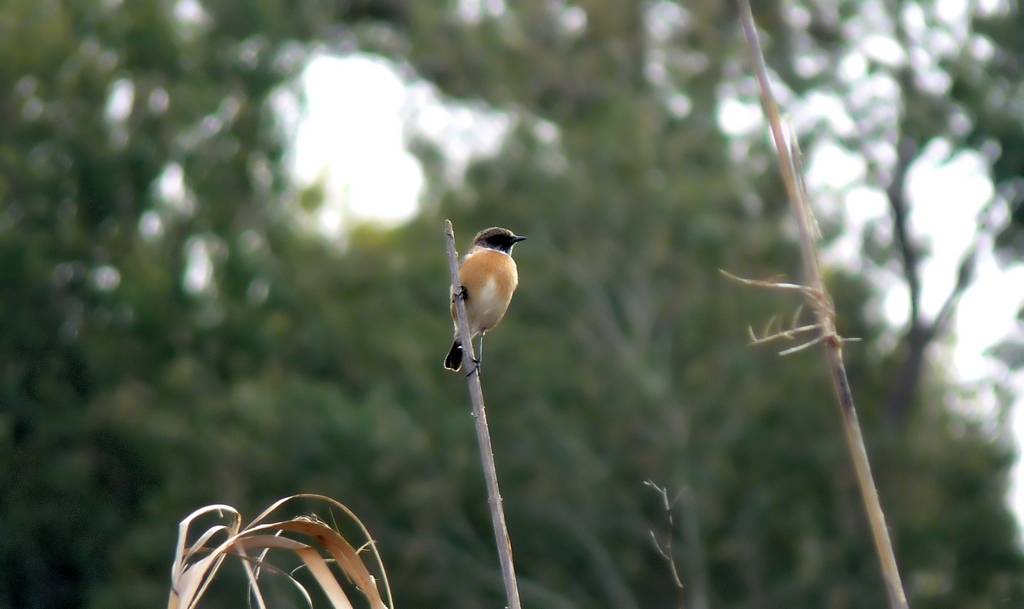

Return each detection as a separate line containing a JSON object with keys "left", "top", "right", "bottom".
{"left": 444, "top": 227, "right": 527, "bottom": 372}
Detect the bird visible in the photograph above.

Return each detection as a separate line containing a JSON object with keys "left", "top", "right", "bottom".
{"left": 444, "top": 227, "right": 526, "bottom": 372}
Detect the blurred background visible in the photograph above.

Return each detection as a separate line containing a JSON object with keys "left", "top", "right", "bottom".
{"left": 4, "top": 0, "right": 1024, "bottom": 608}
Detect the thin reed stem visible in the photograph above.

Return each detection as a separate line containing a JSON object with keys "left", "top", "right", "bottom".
{"left": 443, "top": 219, "right": 523, "bottom": 609}
{"left": 735, "top": 4, "right": 910, "bottom": 608}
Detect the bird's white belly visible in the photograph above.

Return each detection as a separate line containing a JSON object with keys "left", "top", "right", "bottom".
{"left": 473, "top": 277, "right": 508, "bottom": 331}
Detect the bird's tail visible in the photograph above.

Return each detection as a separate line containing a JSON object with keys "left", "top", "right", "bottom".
{"left": 444, "top": 340, "right": 463, "bottom": 372}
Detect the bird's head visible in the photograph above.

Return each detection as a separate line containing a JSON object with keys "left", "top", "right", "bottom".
{"left": 472, "top": 227, "right": 527, "bottom": 254}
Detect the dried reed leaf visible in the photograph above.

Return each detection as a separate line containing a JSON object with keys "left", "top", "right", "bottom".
{"left": 168, "top": 495, "right": 391, "bottom": 609}
{"left": 169, "top": 504, "right": 243, "bottom": 609}
{"left": 293, "top": 545, "right": 355, "bottom": 609}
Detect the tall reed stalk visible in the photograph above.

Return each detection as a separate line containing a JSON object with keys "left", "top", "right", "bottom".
{"left": 733, "top": 4, "right": 910, "bottom": 608}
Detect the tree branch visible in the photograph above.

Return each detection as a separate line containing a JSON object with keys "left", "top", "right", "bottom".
{"left": 885, "top": 211, "right": 981, "bottom": 426}
{"left": 929, "top": 243, "right": 976, "bottom": 339}
{"left": 887, "top": 136, "right": 921, "bottom": 328}
{"left": 444, "top": 219, "right": 522, "bottom": 609}
{"left": 853, "top": 115, "right": 979, "bottom": 425}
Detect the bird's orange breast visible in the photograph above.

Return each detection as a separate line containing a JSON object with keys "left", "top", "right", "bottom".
{"left": 452, "top": 248, "right": 519, "bottom": 336}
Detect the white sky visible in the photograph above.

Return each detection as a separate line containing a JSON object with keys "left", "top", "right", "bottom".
{"left": 287, "top": 54, "right": 509, "bottom": 234}
{"left": 290, "top": 55, "right": 423, "bottom": 231}
{"left": 290, "top": 52, "right": 1024, "bottom": 521}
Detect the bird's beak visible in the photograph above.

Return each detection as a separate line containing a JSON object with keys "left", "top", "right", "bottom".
{"left": 512, "top": 235, "right": 527, "bottom": 243}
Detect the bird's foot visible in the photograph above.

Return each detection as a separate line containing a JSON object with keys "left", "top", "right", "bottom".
{"left": 464, "top": 356, "right": 481, "bottom": 378}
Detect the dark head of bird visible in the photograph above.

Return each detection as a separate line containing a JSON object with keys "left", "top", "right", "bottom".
{"left": 472, "top": 227, "right": 527, "bottom": 254}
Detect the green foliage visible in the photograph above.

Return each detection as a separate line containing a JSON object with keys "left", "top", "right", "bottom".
{"left": 1, "top": 1, "right": 1023, "bottom": 609}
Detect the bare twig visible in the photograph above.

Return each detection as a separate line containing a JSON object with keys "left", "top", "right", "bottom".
{"left": 719, "top": 269, "right": 815, "bottom": 295}
{"left": 735, "top": 4, "right": 910, "bottom": 609}
{"left": 721, "top": 271, "right": 865, "bottom": 355}
{"left": 565, "top": 254, "right": 709, "bottom": 608}
{"left": 443, "top": 219, "right": 522, "bottom": 609}
{"left": 750, "top": 322, "right": 820, "bottom": 345}
{"left": 644, "top": 481, "right": 687, "bottom": 609}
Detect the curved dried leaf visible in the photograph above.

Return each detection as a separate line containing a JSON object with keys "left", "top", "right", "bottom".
{"left": 168, "top": 496, "right": 391, "bottom": 609}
